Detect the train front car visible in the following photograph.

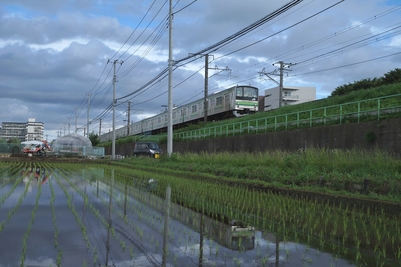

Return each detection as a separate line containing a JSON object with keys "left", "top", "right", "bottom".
{"left": 233, "top": 85, "right": 259, "bottom": 117}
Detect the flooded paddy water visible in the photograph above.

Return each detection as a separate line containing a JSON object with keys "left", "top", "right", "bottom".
{"left": 0, "top": 161, "right": 399, "bottom": 267}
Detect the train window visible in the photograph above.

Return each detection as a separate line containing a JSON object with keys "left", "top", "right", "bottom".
{"left": 244, "top": 87, "right": 257, "bottom": 98}
{"left": 216, "top": 96, "right": 223, "bottom": 105}
{"left": 192, "top": 105, "right": 197, "bottom": 113}
{"left": 236, "top": 87, "right": 243, "bottom": 96}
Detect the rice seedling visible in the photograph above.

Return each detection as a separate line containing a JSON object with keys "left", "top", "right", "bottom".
{"left": 20, "top": 177, "right": 41, "bottom": 267}
{"left": 3, "top": 159, "right": 400, "bottom": 266}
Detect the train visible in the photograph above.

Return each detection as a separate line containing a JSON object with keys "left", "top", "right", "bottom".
{"left": 100, "top": 85, "right": 259, "bottom": 142}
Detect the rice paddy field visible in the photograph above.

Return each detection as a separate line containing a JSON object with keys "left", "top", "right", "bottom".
{"left": 0, "top": 150, "right": 400, "bottom": 267}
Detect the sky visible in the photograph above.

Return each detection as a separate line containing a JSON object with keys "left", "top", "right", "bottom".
{"left": 0, "top": 0, "right": 400, "bottom": 142}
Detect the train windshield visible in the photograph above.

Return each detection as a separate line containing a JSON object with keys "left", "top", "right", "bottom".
{"left": 236, "top": 86, "right": 258, "bottom": 100}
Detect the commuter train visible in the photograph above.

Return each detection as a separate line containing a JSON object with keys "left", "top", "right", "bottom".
{"left": 100, "top": 85, "right": 259, "bottom": 142}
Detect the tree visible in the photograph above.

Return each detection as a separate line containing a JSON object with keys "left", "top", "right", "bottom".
{"left": 330, "top": 68, "right": 401, "bottom": 97}
{"left": 7, "top": 138, "right": 20, "bottom": 144}
{"left": 381, "top": 68, "right": 401, "bottom": 85}
{"left": 88, "top": 131, "right": 100, "bottom": 146}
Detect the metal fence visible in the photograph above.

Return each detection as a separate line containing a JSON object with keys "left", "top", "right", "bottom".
{"left": 174, "top": 93, "right": 401, "bottom": 141}
{"left": 55, "top": 146, "right": 105, "bottom": 158}
{"left": 0, "top": 143, "right": 22, "bottom": 156}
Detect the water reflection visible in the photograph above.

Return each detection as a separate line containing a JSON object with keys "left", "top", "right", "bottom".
{"left": 121, "top": 177, "right": 354, "bottom": 267}
{"left": 22, "top": 167, "right": 52, "bottom": 191}
{"left": 0, "top": 166, "right": 382, "bottom": 266}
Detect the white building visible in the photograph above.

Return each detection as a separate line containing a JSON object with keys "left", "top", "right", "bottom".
{"left": 26, "top": 118, "right": 44, "bottom": 141}
{"left": 0, "top": 118, "right": 44, "bottom": 142}
{"left": 264, "top": 86, "right": 316, "bottom": 111}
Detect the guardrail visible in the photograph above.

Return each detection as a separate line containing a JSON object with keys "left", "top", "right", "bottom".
{"left": 174, "top": 93, "right": 401, "bottom": 141}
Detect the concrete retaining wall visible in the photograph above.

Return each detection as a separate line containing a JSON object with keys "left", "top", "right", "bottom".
{"left": 110, "top": 118, "right": 401, "bottom": 156}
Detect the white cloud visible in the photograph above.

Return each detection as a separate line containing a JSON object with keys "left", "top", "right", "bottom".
{"left": 29, "top": 37, "right": 89, "bottom": 52}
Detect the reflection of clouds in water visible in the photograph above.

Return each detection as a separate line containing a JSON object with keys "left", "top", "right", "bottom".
{"left": 130, "top": 253, "right": 174, "bottom": 267}
{"left": 23, "top": 176, "right": 34, "bottom": 192}
{"left": 24, "top": 258, "right": 55, "bottom": 266}
{"left": 1, "top": 185, "right": 27, "bottom": 208}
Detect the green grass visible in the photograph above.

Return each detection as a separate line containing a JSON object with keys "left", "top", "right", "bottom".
{"left": 119, "top": 148, "right": 401, "bottom": 203}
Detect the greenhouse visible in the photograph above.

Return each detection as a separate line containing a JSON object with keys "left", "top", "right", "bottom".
{"left": 52, "top": 133, "right": 104, "bottom": 157}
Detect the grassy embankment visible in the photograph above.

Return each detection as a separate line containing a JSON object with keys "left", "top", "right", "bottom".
{"left": 99, "top": 82, "right": 401, "bottom": 147}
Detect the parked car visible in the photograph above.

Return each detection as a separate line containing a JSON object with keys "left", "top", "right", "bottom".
{"left": 133, "top": 142, "right": 163, "bottom": 158}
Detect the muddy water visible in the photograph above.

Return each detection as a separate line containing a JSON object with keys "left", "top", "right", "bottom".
{"left": 0, "top": 166, "right": 383, "bottom": 266}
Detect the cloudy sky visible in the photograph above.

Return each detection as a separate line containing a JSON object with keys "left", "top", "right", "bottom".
{"left": 1, "top": 0, "right": 400, "bottom": 141}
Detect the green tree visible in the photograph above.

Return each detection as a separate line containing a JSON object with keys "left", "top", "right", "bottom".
{"left": 88, "top": 131, "right": 100, "bottom": 146}
{"left": 7, "top": 138, "right": 20, "bottom": 144}
{"left": 381, "top": 68, "right": 401, "bottom": 85}
{"left": 330, "top": 68, "right": 401, "bottom": 97}
{"left": 0, "top": 138, "right": 6, "bottom": 143}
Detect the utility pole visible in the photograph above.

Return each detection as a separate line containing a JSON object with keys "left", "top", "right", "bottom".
{"left": 75, "top": 108, "right": 78, "bottom": 134}
{"left": 204, "top": 54, "right": 209, "bottom": 122}
{"left": 195, "top": 53, "right": 230, "bottom": 122}
{"left": 167, "top": 0, "right": 173, "bottom": 157}
{"left": 276, "top": 61, "right": 295, "bottom": 108}
{"left": 86, "top": 93, "right": 91, "bottom": 138}
{"left": 127, "top": 102, "right": 131, "bottom": 136}
{"left": 260, "top": 61, "right": 295, "bottom": 108}
{"left": 99, "top": 118, "right": 102, "bottom": 137}
{"left": 108, "top": 59, "right": 123, "bottom": 159}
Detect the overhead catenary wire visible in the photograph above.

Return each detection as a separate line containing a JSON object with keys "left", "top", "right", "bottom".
{"left": 114, "top": 0, "right": 306, "bottom": 103}
{"left": 112, "top": 0, "right": 161, "bottom": 61}
{"left": 291, "top": 51, "right": 401, "bottom": 76}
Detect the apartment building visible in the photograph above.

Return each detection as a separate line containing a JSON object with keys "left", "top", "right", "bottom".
{"left": 0, "top": 118, "right": 44, "bottom": 142}
{"left": 26, "top": 118, "right": 44, "bottom": 141}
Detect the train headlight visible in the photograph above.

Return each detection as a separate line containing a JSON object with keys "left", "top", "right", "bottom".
{"left": 149, "top": 149, "right": 155, "bottom": 154}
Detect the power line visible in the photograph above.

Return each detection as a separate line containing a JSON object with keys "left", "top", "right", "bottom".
{"left": 213, "top": 0, "right": 345, "bottom": 61}
{"left": 291, "top": 52, "right": 401, "bottom": 76}
{"left": 114, "top": 0, "right": 305, "bottom": 103}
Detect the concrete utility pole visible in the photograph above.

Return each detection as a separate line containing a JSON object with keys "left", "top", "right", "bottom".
{"left": 204, "top": 54, "right": 209, "bottom": 122}
{"left": 86, "top": 93, "right": 91, "bottom": 138}
{"left": 276, "top": 61, "right": 296, "bottom": 108}
{"left": 75, "top": 108, "right": 78, "bottom": 133}
{"left": 167, "top": 0, "right": 173, "bottom": 157}
{"left": 260, "top": 61, "right": 295, "bottom": 108}
{"left": 108, "top": 59, "right": 124, "bottom": 159}
{"left": 99, "top": 118, "right": 102, "bottom": 137}
{"left": 201, "top": 54, "right": 231, "bottom": 122}
{"left": 126, "top": 102, "right": 130, "bottom": 136}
